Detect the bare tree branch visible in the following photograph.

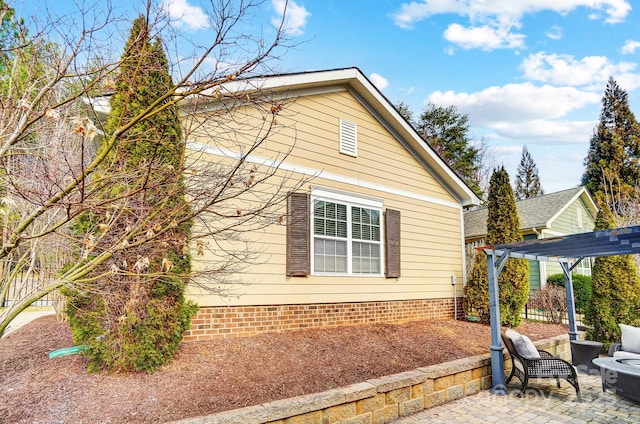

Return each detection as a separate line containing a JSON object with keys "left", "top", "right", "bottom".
{"left": 0, "top": 0, "right": 308, "bottom": 337}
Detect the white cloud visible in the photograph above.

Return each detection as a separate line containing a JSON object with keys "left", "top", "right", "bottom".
{"left": 613, "top": 73, "right": 640, "bottom": 92}
{"left": 161, "top": 0, "right": 210, "bottom": 30}
{"left": 429, "top": 83, "right": 599, "bottom": 122}
{"left": 493, "top": 145, "right": 525, "bottom": 155}
{"left": 444, "top": 23, "right": 525, "bottom": 50}
{"left": 427, "top": 83, "right": 600, "bottom": 144}
{"left": 391, "top": 1, "right": 630, "bottom": 50}
{"left": 545, "top": 25, "right": 563, "bottom": 40}
{"left": 520, "top": 52, "right": 640, "bottom": 89}
{"left": 391, "top": 0, "right": 631, "bottom": 28}
{"left": 272, "top": 0, "right": 310, "bottom": 36}
{"left": 390, "top": 1, "right": 441, "bottom": 30}
{"left": 622, "top": 40, "right": 640, "bottom": 55}
{"left": 488, "top": 119, "right": 596, "bottom": 143}
{"left": 369, "top": 73, "right": 388, "bottom": 90}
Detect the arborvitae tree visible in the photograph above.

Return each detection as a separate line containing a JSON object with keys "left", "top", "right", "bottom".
{"left": 416, "top": 103, "right": 483, "bottom": 198}
{"left": 464, "top": 167, "right": 529, "bottom": 326}
{"left": 65, "top": 15, "right": 197, "bottom": 372}
{"left": 582, "top": 78, "right": 640, "bottom": 207}
{"left": 514, "top": 146, "right": 543, "bottom": 200}
{"left": 585, "top": 194, "right": 640, "bottom": 347}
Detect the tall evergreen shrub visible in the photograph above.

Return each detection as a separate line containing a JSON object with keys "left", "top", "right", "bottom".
{"left": 65, "top": 15, "right": 197, "bottom": 372}
{"left": 464, "top": 167, "right": 529, "bottom": 326}
{"left": 585, "top": 195, "right": 640, "bottom": 347}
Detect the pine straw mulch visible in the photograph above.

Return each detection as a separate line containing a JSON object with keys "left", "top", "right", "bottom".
{"left": 0, "top": 315, "right": 568, "bottom": 424}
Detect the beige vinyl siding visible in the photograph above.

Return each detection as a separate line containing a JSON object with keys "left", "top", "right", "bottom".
{"left": 255, "top": 91, "right": 454, "bottom": 201}
{"left": 186, "top": 88, "right": 465, "bottom": 306}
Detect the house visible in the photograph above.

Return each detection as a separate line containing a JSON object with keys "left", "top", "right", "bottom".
{"left": 180, "top": 68, "right": 481, "bottom": 340}
{"left": 88, "top": 67, "right": 481, "bottom": 341}
{"left": 463, "top": 186, "right": 597, "bottom": 291}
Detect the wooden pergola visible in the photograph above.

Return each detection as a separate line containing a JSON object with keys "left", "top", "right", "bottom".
{"left": 481, "top": 225, "right": 640, "bottom": 394}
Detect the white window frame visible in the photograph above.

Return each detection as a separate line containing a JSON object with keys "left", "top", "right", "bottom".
{"left": 574, "top": 257, "right": 592, "bottom": 276}
{"left": 310, "top": 187, "right": 383, "bottom": 276}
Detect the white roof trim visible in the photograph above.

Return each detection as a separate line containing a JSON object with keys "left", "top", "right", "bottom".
{"left": 188, "top": 141, "right": 461, "bottom": 209}
{"left": 545, "top": 187, "right": 597, "bottom": 228}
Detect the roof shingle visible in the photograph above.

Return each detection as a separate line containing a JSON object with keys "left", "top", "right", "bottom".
{"left": 464, "top": 186, "right": 592, "bottom": 239}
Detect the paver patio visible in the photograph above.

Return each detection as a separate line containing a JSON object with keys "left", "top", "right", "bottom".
{"left": 393, "top": 373, "right": 639, "bottom": 423}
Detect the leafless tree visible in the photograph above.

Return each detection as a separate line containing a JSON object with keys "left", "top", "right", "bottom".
{"left": 0, "top": 0, "right": 306, "bottom": 336}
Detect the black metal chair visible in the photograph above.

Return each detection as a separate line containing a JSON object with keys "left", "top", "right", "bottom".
{"left": 502, "top": 333, "right": 582, "bottom": 402}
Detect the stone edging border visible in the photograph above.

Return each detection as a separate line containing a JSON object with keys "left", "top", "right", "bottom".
{"left": 170, "top": 334, "right": 571, "bottom": 424}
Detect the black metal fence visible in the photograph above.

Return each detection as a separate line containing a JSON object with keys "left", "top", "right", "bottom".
{"left": 465, "top": 305, "right": 585, "bottom": 329}
{"left": 1, "top": 266, "right": 56, "bottom": 307}
{"left": 523, "top": 303, "right": 585, "bottom": 329}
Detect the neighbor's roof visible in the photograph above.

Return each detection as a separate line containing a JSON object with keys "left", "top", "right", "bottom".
{"left": 484, "top": 225, "right": 640, "bottom": 263}
{"left": 464, "top": 186, "right": 597, "bottom": 239}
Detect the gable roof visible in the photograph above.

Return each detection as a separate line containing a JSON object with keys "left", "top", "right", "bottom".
{"left": 201, "top": 68, "right": 481, "bottom": 207}
{"left": 85, "top": 67, "right": 481, "bottom": 207}
{"left": 464, "top": 186, "right": 597, "bottom": 239}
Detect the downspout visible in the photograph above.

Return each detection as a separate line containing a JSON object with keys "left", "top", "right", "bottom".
{"left": 532, "top": 227, "right": 546, "bottom": 289}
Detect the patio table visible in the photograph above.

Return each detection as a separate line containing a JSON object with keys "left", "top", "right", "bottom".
{"left": 592, "top": 357, "right": 640, "bottom": 403}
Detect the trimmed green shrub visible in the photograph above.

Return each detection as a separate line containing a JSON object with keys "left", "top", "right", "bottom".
{"left": 464, "top": 251, "right": 490, "bottom": 322}
{"left": 547, "top": 273, "right": 592, "bottom": 312}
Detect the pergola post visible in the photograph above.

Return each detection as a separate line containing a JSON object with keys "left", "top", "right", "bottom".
{"left": 561, "top": 261, "right": 580, "bottom": 341}
{"left": 486, "top": 249, "right": 508, "bottom": 394}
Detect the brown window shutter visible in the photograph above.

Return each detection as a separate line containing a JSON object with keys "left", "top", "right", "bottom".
{"left": 286, "top": 192, "right": 310, "bottom": 276}
{"left": 385, "top": 209, "right": 400, "bottom": 278}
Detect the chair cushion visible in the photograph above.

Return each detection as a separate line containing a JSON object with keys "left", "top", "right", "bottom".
{"left": 505, "top": 328, "right": 540, "bottom": 358}
{"left": 515, "top": 334, "right": 541, "bottom": 358}
{"left": 620, "top": 324, "right": 640, "bottom": 354}
{"left": 505, "top": 328, "right": 520, "bottom": 340}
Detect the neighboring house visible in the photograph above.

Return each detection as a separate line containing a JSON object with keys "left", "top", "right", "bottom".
{"left": 464, "top": 186, "right": 597, "bottom": 291}
{"left": 90, "top": 67, "right": 481, "bottom": 341}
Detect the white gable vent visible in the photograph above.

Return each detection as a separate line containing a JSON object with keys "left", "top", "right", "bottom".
{"left": 339, "top": 118, "right": 357, "bottom": 157}
{"left": 576, "top": 207, "right": 583, "bottom": 229}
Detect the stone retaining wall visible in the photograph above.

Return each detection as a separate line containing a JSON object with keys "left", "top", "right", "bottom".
{"left": 171, "top": 334, "right": 571, "bottom": 424}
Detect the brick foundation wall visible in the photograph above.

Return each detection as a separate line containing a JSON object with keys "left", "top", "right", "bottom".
{"left": 184, "top": 297, "right": 462, "bottom": 342}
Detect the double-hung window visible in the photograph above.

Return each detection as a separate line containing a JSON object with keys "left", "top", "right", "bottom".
{"left": 311, "top": 189, "right": 382, "bottom": 276}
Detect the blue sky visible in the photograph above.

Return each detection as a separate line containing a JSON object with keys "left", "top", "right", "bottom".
{"left": 20, "top": 0, "right": 640, "bottom": 194}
